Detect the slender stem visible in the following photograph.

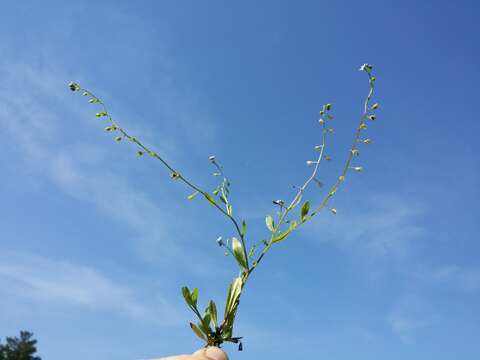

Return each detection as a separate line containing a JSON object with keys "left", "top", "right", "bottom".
{"left": 80, "top": 88, "right": 247, "bottom": 248}
{"left": 245, "top": 70, "right": 375, "bottom": 286}
{"left": 250, "top": 109, "right": 328, "bottom": 272}
{"left": 309, "top": 72, "right": 374, "bottom": 217}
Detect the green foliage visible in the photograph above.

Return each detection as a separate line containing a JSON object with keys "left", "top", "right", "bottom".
{"left": 0, "top": 331, "right": 41, "bottom": 360}
{"left": 68, "top": 64, "right": 380, "bottom": 350}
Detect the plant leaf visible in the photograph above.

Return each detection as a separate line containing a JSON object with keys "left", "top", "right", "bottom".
{"left": 224, "top": 276, "right": 243, "bottom": 318}
{"left": 203, "top": 192, "right": 216, "bottom": 206}
{"left": 191, "top": 288, "right": 199, "bottom": 305}
{"left": 265, "top": 215, "right": 275, "bottom": 232}
{"left": 272, "top": 220, "right": 297, "bottom": 243}
{"left": 181, "top": 286, "right": 193, "bottom": 306}
{"left": 232, "top": 237, "right": 247, "bottom": 269}
{"left": 187, "top": 191, "right": 199, "bottom": 200}
{"left": 208, "top": 300, "right": 217, "bottom": 327}
{"left": 190, "top": 322, "right": 207, "bottom": 342}
{"left": 301, "top": 201, "right": 310, "bottom": 222}
{"left": 241, "top": 220, "right": 246, "bottom": 237}
{"left": 272, "top": 228, "right": 293, "bottom": 243}
{"left": 199, "top": 313, "right": 212, "bottom": 335}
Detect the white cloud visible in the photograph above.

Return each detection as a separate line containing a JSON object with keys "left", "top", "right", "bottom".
{"left": 0, "top": 55, "right": 186, "bottom": 262}
{"left": 0, "top": 251, "right": 181, "bottom": 323}
{"left": 386, "top": 295, "right": 432, "bottom": 344}
{"left": 306, "top": 193, "right": 425, "bottom": 261}
{"left": 414, "top": 265, "right": 480, "bottom": 291}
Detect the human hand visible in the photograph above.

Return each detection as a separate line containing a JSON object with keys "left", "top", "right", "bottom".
{"left": 155, "top": 346, "right": 228, "bottom": 360}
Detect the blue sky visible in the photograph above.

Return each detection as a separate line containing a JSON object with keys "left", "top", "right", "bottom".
{"left": 0, "top": 0, "right": 479, "bottom": 359}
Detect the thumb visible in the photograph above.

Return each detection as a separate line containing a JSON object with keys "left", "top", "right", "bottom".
{"left": 193, "top": 346, "right": 229, "bottom": 360}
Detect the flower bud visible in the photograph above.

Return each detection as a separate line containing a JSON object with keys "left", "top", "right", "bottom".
{"left": 68, "top": 81, "right": 80, "bottom": 91}
{"left": 273, "top": 199, "right": 285, "bottom": 206}
{"left": 371, "top": 103, "right": 379, "bottom": 110}
{"left": 359, "top": 63, "right": 373, "bottom": 72}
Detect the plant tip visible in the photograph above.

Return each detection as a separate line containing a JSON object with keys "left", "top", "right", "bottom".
{"left": 359, "top": 63, "right": 373, "bottom": 72}
{"left": 68, "top": 81, "right": 80, "bottom": 91}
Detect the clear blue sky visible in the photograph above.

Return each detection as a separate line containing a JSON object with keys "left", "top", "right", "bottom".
{"left": 1, "top": 1, "right": 479, "bottom": 359}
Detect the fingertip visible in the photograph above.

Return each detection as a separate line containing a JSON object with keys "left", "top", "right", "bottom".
{"left": 193, "top": 346, "right": 229, "bottom": 360}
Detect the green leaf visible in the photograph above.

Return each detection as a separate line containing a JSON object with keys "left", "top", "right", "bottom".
{"left": 265, "top": 215, "right": 275, "bottom": 232}
{"left": 203, "top": 192, "right": 216, "bottom": 206}
{"left": 272, "top": 229, "right": 292, "bottom": 243}
{"left": 232, "top": 237, "right": 247, "bottom": 269}
{"left": 199, "top": 313, "right": 212, "bottom": 335}
{"left": 226, "top": 204, "right": 233, "bottom": 216}
{"left": 187, "top": 191, "right": 199, "bottom": 201}
{"left": 190, "top": 323, "right": 207, "bottom": 342}
{"left": 191, "top": 288, "right": 198, "bottom": 305}
{"left": 301, "top": 201, "right": 310, "bottom": 222}
{"left": 241, "top": 220, "right": 246, "bottom": 237}
{"left": 181, "top": 286, "right": 193, "bottom": 306}
{"left": 208, "top": 300, "right": 217, "bottom": 327}
{"left": 224, "top": 277, "right": 242, "bottom": 318}
{"left": 248, "top": 245, "right": 256, "bottom": 258}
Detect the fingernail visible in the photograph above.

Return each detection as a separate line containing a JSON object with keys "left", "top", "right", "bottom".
{"left": 204, "top": 347, "right": 229, "bottom": 360}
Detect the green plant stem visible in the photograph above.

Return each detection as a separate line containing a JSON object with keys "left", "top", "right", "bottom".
{"left": 81, "top": 88, "right": 248, "bottom": 264}
{"left": 240, "top": 70, "right": 375, "bottom": 294}
{"left": 72, "top": 67, "right": 376, "bottom": 347}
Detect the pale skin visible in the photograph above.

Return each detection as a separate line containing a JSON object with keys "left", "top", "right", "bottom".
{"left": 156, "top": 347, "right": 228, "bottom": 360}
